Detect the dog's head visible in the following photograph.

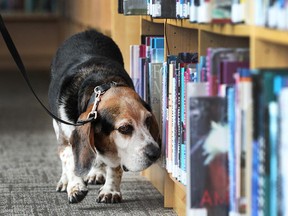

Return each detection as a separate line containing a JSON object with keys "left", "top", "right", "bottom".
{"left": 70, "top": 86, "right": 161, "bottom": 176}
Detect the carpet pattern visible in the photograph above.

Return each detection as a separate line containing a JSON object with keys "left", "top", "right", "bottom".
{"left": 0, "top": 70, "right": 176, "bottom": 216}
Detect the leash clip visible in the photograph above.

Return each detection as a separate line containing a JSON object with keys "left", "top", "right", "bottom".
{"left": 87, "top": 89, "right": 102, "bottom": 120}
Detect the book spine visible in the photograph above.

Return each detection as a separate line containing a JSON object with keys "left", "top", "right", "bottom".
{"left": 167, "top": 61, "right": 175, "bottom": 173}
{"left": 240, "top": 69, "right": 253, "bottom": 215}
{"left": 161, "top": 62, "right": 168, "bottom": 167}
{"left": 227, "top": 86, "right": 237, "bottom": 213}
{"left": 279, "top": 88, "right": 288, "bottom": 216}
{"left": 171, "top": 63, "right": 180, "bottom": 178}
{"left": 268, "top": 101, "right": 278, "bottom": 216}
{"left": 179, "top": 66, "right": 186, "bottom": 184}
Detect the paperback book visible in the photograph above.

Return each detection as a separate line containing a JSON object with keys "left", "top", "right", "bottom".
{"left": 187, "top": 96, "right": 229, "bottom": 216}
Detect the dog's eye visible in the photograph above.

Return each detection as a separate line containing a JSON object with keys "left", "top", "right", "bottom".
{"left": 145, "top": 116, "right": 152, "bottom": 128}
{"left": 118, "top": 124, "right": 133, "bottom": 135}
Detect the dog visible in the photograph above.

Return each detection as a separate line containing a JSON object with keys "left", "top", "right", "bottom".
{"left": 48, "top": 30, "right": 161, "bottom": 204}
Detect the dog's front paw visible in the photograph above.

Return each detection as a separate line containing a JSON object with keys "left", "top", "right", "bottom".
{"left": 85, "top": 174, "right": 105, "bottom": 185}
{"left": 85, "top": 165, "right": 106, "bottom": 185}
{"left": 67, "top": 180, "right": 88, "bottom": 203}
{"left": 96, "top": 186, "right": 122, "bottom": 203}
{"left": 56, "top": 175, "right": 68, "bottom": 192}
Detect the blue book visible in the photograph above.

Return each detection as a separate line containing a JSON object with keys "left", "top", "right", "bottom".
{"left": 150, "top": 37, "right": 164, "bottom": 63}
{"left": 251, "top": 140, "right": 260, "bottom": 216}
{"left": 268, "top": 101, "right": 278, "bottom": 216}
{"left": 227, "top": 87, "right": 236, "bottom": 213}
{"left": 180, "top": 66, "right": 186, "bottom": 184}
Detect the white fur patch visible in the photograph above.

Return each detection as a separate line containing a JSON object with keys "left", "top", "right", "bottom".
{"left": 59, "top": 146, "right": 87, "bottom": 199}
{"left": 53, "top": 119, "right": 60, "bottom": 140}
{"left": 59, "top": 105, "right": 75, "bottom": 139}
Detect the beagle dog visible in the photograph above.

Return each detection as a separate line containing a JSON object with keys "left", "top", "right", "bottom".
{"left": 48, "top": 30, "right": 161, "bottom": 204}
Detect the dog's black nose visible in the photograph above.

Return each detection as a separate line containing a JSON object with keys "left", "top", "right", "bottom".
{"left": 144, "top": 144, "right": 161, "bottom": 162}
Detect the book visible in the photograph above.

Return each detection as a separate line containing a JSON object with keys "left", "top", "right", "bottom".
{"left": 206, "top": 48, "right": 249, "bottom": 96}
{"left": 187, "top": 96, "right": 229, "bottom": 216}
{"left": 189, "top": 0, "right": 199, "bottom": 22}
{"left": 130, "top": 45, "right": 141, "bottom": 96}
{"left": 161, "top": 62, "right": 168, "bottom": 167}
{"left": 251, "top": 70, "right": 288, "bottom": 216}
{"left": 234, "top": 68, "right": 253, "bottom": 215}
{"left": 254, "top": 0, "right": 268, "bottom": 26}
{"left": 218, "top": 60, "right": 249, "bottom": 97}
{"left": 227, "top": 86, "right": 237, "bottom": 214}
{"left": 268, "top": 101, "right": 278, "bottom": 216}
{"left": 148, "top": 62, "right": 163, "bottom": 126}
{"left": 197, "top": 0, "right": 212, "bottom": 23}
{"left": 172, "top": 52, "right": 198, "bottom": 182}
{"left": 139, "top": 44, "right": 147, "bottom": 99}
{"left": 166, "top": 56, "right": 177, "bottom": 173}
{"left": 267, "top": 0, "right": 278, "bottom": 28}
{"left": 279, "top": 87, "right": 288, "bottom": 216}
{"left": 231, "top": 0, "right": 245, "bottom": 23}
{"left": 211, "top": 0, "right": 232, "bottom": 24}
{"left": 176, "top": 0, "right": 189, "bottom": 18}
{"left": 151, "top": 0, "right": 177, "bottom": 18}
{"left": 276, "top": 0, "right": 288, "bottom": 30}
{"left": 118, "top": 0, "right": 124, "bottom": 13}
{"left": 123, "top": 0, "right": 147, "bottom": 15}
{"left": 150, "top": 37, "right": 164, "bottom": 63}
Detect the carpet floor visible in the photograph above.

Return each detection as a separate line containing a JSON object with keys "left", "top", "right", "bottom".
{"left": 0, "top": 70, "right": 176, "bottom": 216}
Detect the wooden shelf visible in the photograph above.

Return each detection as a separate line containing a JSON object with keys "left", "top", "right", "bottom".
{"left": 142, "top": 15, "right": 166, "bottom": 24}
{"left": 254, "top": 26, "right": 288, "bottom": 45}
{"left": 142, "top": 164, "right": 187, "bottom": 216}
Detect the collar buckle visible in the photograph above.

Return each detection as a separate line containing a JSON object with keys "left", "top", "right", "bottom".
{"left": 86, "top": 82, "right": 117, "bottom": 120}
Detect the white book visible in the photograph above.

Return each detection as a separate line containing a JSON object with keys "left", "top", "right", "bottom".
{"left": 189, "top": 1, "right": 198, "bottom": 22}
{"left": 197, "top": 0, "right": 212, "bottom": 23}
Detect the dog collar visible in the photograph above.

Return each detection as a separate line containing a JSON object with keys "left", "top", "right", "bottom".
{"left": 86, "top": 81, "right": 117, "bottom": 120}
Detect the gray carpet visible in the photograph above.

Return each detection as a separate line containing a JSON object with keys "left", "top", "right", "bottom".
{"left": 0, "top": 70, "right": 176, "bottom": 216}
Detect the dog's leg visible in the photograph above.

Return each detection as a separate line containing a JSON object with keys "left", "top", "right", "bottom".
{"left": 56, "top": 151, "right": 68, "bottom": 192}
{"left": 54, "top": 120, "right": 68, "bottom": 192}
{"left": 53, "top": 120, "right": 88, "bottom": 203}
{"left": 85, "top": 159, "right": 106, "bottom": 185}
{"left": 96, "top": 166, "right": 123, "bottom": 203}
{"left": 59, "top": 145, "right": 88, "bottom": 203}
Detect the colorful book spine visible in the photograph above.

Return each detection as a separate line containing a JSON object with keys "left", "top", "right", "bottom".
{"left": 171, "top": 62, "right": 179, "bottom": 178}
{"left": 227, "top": 86, "right": 237, "bottom": 214}
{"left": 268, "top": 101, "right": 278, "bottom": 216}
{"left": 161, "top": 62, "right": 168, "bottom": 167}
{"left": 167, "top": 60, "right": 176, "bottom": 173}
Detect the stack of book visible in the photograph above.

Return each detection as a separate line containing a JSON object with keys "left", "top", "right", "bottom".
{"left": 119, "top": 0, "right": 288, "bottom": 30}
{"left": 130, "top": 41, "right": 288, "bottom": 215}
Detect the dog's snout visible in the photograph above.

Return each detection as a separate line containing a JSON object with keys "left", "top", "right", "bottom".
{"left": 144, "top": 144, "right": 161, "bottom": 161}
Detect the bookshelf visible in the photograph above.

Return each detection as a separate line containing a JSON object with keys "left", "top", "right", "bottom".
{"left": 139, "top": 16, "right": 288, "bottom": 216}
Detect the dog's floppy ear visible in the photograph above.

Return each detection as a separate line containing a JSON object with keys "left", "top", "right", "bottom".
{"left": 70, "top": 112, "right": 96, "bottom": 176}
